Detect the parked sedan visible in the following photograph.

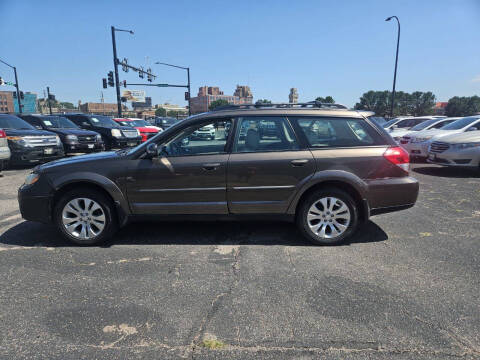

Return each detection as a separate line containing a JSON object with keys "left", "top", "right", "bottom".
{"left": 403, "top": 116, "right": 480, "bottom": 159}
{"left": 394, "top": 117, "right": 459, "bottom": 144}
{"left": 19, "top": 114, "right": 104, "bottom": 154}
{"left": 427, "top": 131, "right": 480, "bottom": 170}
{"left": 386, "top": 116, "right": 445, "bottom": 141}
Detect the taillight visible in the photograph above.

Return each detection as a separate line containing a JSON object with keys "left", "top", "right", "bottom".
{"left": 383, "top": 146, "right": 410, "bottom": 173}
{"left": 0, "top": 130, "right": 6, "bottom": 138}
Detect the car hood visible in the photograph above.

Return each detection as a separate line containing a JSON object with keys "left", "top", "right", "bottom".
{"left": 434, "top": 130, "right": 480, "bottom": 144}
{"left": 38, "top": 151, "right": 118, "bottom": 171}
{"left": 46, "top": 128, "right": 99, "bottom": 136}
{"left": 4, "top": 129, "right": 56, "bottom": 137}
{"left": 136, "top": 127, "right": 158, "bottom": 133}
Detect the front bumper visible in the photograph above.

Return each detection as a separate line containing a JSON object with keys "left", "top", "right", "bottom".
{"left": 112, "top": 137, "right": 142, "bottom": 148}
{"left": 10, "top": 146, "right": 65, "bottom": 165}
{"left": 366, "top": 176, "right": 419, "bottom": 215}
{"left": 64, "top": 142, "right": 104, "bottom": 153}
{"left": 18, "top": 184, "right": 53, "bottom": 224}
{"left": 402, "top": 142, "right": 430, "bottom": 158}
{"left": 427, "top": 150, "right": 480, "bottom": 168}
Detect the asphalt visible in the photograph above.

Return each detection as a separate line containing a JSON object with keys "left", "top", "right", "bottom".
{"left": 0, "top": 163, "right": 479, "bottom": 359}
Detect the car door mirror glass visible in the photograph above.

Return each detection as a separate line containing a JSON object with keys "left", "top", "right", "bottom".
{"left": 146, "top": 143, "right": 158, "bottom": 157}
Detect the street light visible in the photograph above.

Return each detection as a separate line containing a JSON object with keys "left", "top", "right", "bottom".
{"left": 0, "top": 58, "right": 22, "bottom": 113}
{"left": 385, "top": 16, "right": 400, "bottom": 119}
{"left": 154, "top": 61, "right": 191, "bottom": 116}
{"left": 111, "top": 26, "right": 134, "bottom": 117}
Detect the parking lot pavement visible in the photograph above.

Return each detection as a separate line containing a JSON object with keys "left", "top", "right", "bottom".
{"left": 0, "top": 163, "right": 479, "bottom": 359}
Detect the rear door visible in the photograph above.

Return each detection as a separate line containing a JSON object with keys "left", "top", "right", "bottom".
{"left": 227, "top": 116, "right": 315, "bottom": 214}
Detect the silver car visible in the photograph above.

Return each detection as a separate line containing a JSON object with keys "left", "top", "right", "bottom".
{"left": 427, "top": 131, "right": 480, "bottom": 169}
{"left": 0, "top": 129, "right": 11, "bottom": 171}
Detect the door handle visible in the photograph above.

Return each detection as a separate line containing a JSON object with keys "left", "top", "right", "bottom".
{"left": 291, "top": 159, "right": 309, "bottom": 167}
{"left": 202, "top": 163, "right": 221, "bottom": 171}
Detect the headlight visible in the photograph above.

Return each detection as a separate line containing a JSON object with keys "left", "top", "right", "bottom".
{"left": 136, "top": 129, "right": 140, "bottom": 136}
{"left": 96, "top": 134, "right": 102, "bottom": 142}
{"left": 7, "top": 136, "right": 27, "bottom": 146}
{"left": 412, "top": 136, "right": 432, "bottom": 143}
{"left": 24, "top": 172, "right": 40, "bottom": 185}
{"left": 452, "top": 142, "right": 480, "bottom": 150}
{"left": 65, "top": 135, "right": 78, "bottom": 143}
{"left": 111, "top": 129, "right": 122, "bottom": 138}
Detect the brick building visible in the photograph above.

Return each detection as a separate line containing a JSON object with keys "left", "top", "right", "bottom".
{"left": 190, "top": 85, "right": 253, "bottom": 114}
{"left": 0, "top": 91, "right": 14, "bottom": 113}
{"left": 78, "top": 102, "right": 127, "bottom": 115}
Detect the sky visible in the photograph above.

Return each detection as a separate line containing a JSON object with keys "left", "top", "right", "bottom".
{"left": 0, "top": 0, "right": 479, "bottom": 109}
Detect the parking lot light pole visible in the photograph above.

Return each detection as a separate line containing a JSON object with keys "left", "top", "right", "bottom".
{"left": 111, "top": 26, "right": 134, "bottom": 117}
{"left": 154, "top": 62, "right": 191, "bottom": 116}
{"left": 0, "top": 58, "right": 22, "bottom": 113}
{"left": 386, "top": 16, "right": 400, "bottom": 119}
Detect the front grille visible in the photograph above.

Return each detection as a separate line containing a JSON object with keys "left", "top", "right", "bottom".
{"left": 430, "top": 141, "right": 450, "bottom": 153}
{"left": 77, "top": 135, "right": 96, "bottom": 143}
{"left": 122, "top": 130, "right": 138, "bottom": 138}
{"left": 22, "top": 136, "right": 57, "bottom": 147}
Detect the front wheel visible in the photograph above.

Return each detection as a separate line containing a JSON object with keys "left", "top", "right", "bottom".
{"left": 297, "top": 188, "right": 358, "bottom": 245}
{"left": 54, "top": 188, "right": 118, "bottom": 245}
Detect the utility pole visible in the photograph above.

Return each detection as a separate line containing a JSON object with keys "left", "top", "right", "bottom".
{"left": 187, "top": 67, "right": 191, "bottom": 116}
{"left": 0, "top": 59, "right": 22, "bottom": 113}
{"left": 154, "top": 61, "right": 191, "bottom": 116}
{"left": 101, "top": 91, "right": 105, "bottom": 115}
{"left": 386, "top": 16, "right": 400, "bottom": 119}
{"left": 47, "top": 87, "right": 53, "bottom": 115}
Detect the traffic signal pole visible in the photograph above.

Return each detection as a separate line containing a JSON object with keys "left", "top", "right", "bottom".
{"left": 13, "top": 67, "right": 22, "bottom": 113}
{"left": 111, "top": 26, "right": 122, "bottom": 117}
{"left": 47, "top": 87, "right": 53, "bottom": 115}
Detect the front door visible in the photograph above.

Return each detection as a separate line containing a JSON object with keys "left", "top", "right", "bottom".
{"left": 126, "top": 118, "right": 233, "bottom": 214}
{"left": 227, "top": 116, "right": 315, "bottom": 214}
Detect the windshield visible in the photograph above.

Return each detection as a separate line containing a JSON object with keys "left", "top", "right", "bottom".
{"left": 410, "top": 119, "right": 437, "bottom": 131}
{"left": 160, "top": 118, "right": 177, "bottom": 125}
{"left": 441, "top": 116, "right": 479, "bottom": 130}
{"left": 0, "top": 115, "right": 36, "bottom": 130}
{"left": 41, "top": 116, "right": 78, "bottom": 129}
{"left": 131, "top": 119, "right": 149, "bottom": 127}
{"left": 383, "top": 119, "right": 398, "bottom": 128}
{"left": 115, "top": 120, "right": 135, "bottom": 127}
{"left": 89, "top": 115, "right": 119, "bottom": 128}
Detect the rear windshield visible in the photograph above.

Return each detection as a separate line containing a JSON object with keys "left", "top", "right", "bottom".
{"left": 40, "top": 116, "right": 78, "bottom": 129}
{"left": 89, "top": 115, "right": 119, "bottom": 128}
{"left": 0, "top": 115, "right": 36, "bottom": 130}
{"left": 291, "top": 117, "right": 383, "bottom": 147}
{"left": 441, "top": 116, "right": 479, "bottom": 130}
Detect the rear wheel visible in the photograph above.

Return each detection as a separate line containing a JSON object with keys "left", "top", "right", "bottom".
{"left": 297, "top": 188, "right": 358, "bottom": 245}
{"left": 54, "top": 188, "right": 118, "bottom": 245}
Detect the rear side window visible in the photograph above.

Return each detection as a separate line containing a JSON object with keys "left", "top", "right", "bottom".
{"left": 291, "top": 117, "right": 383, "bottom": 148}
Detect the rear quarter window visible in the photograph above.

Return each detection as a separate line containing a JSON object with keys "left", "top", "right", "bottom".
{"left": 290, "top": 117, "right": 384, "bottom": 148}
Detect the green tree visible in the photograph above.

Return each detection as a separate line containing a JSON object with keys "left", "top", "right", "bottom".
{"left": 59, "top": 102, "right": 75, "bottom": 109}
{"left": 155, "top": 108, "right": 167, "bottom": 117}
{"left": 167, "top": 110, "right": 178, "bottom": 117}
{"left": 315, "top": 96, "right": 335, "bottom": 103}
{"left": 209, "top": 99, "right": 230, "bottom": 110}
{"left": 354, "top": 90, "right": 391, "bottom": 117}
{"left": 445, "top": 96, "right": 480, "bottom": 117}
{"left": 410, "top": 91, "right": 436, "bottom": 116}
{"left": 255, "top": 99, "right": 272, "bottom": 105}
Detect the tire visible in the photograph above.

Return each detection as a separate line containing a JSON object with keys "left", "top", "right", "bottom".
{"left": 296, "top": 187, "right": 358, "bottom": 245}
{"left": 53, "top": 188, "right": 118, "bottom": 245}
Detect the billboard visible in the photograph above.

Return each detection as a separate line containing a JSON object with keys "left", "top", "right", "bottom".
{"left": 121, "top": 89, "right": 146, "bottom": 103}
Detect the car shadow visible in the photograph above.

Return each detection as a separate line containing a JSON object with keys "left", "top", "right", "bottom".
{"left": 412, "top": 165, "right": 479, "bottom": 178}
{"left": 0, "top": 220, "right": 387, "bottom": 248}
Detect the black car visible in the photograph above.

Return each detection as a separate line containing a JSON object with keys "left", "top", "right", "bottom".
{"left": 0, "top": 114, "right": 64, "bottom": 166}
{"left": 154, "top": 117, "right": 178, "bottom": 130}
{"left": 18, "top": 114, "right": 104, "bottom": 154}
{"left": 62, "top": 114, "right": 142, "bottom": 150}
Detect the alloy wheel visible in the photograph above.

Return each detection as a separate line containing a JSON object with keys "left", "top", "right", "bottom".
{"left": 306, "top": 197, "right": 351, "bottom": 239}
{"left": 61, "top": 198, "right": 106, "bottom": 240}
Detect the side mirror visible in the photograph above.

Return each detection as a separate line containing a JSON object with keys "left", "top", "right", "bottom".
{"left": 146, "top": 143, "right": 158, "bottom": 157}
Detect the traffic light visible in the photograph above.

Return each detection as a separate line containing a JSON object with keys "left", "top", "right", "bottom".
{"left": 185, "top": 92, "right": 190, "bottom": 101}
{"left": 107, "top": 71, "right": 114, "bottom": 87}
{"left": 12, "top": 91, "right": 16, "bottom": 98}
{"left": 102, "top": 78, "right": 107, "bottom": 89}
{"left": 20, "top": 91, "right": 24, "bottom": 100}
{"left": 123, "top": 80, "right": 127, "bottom": 88}
{"left": 147, "top": 68, "right": 153, "bottom": 82}
{"left": 0, "top": 77, "right": 4, "bottom": 86}
{"left": 139, "top": 66, "right": 144, "bottom": 79}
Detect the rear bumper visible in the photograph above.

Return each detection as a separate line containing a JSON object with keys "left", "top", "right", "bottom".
{"left": 366, "top": 176, "right": 419, "bottom": 215}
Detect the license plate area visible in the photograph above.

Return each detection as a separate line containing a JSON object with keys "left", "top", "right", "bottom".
{"left": 88, "top": 144, "right": 94, "bottom": 149}
{"left": 428, "top": 153, "right": 436, "bottom": 161}
{"left": 128, "top": 142, "right": 137, "bottom": 147}
{"left": 44, "top": 148, "right": 54, "bottom": 155}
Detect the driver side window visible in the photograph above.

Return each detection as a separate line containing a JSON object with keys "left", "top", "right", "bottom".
{"left": 160, "top": 119, "right": 232, "bottom": 157}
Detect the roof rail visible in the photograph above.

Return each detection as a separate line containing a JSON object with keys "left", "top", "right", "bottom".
{"left": 212, "top": 101, "right": 348, "bottom": 112}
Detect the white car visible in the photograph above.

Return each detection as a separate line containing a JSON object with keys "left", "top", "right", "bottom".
{"left": 193, "top": 124, "right": 216, "bottom": 140}
{"left": 392, "top": 117, "right": 459, "bottom": 143}
{"left": 383, "top": 116, "right": 445, "bottom": 136}
{"left": 427, "top": 131, "right": 480, "bottom": 169}
{"left": 402, "top": 115, "right": 480, "bottom": 159}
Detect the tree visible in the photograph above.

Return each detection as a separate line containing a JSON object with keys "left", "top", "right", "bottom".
{"left": 167, "top": 110, "right": 178, "bottom": 117}
{"left": 209, "top": 99, "right": 230, "bottom": 111}
{"left": 354, "top": 90, "right": 391, "bottom": 117}
{"left": 155, "top": 108, "right": 167, "bottom": 117}
{"left": 409, "top": 91, "right": 436, "bottom": 116}
{"left": 315, "top": 96, "right": 335, "bottom": 103}
{"left": 59, "top": 102, "right": 75, "bottom": 109}
{"left": 255, "top": 99, "right": 272, "bottom": 105}
{"left": 445, "top": 96, "right": 480, "bottom": 117}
